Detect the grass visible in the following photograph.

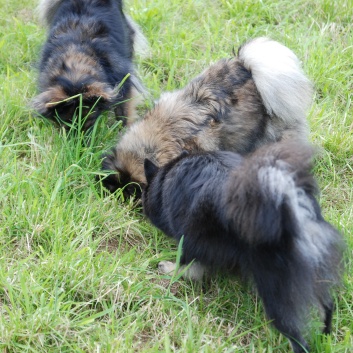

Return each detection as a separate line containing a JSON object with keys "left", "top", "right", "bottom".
{"left": 0, "top": 0, "right": 352, "bottom": 352}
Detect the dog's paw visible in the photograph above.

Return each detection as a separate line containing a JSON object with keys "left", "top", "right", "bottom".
{"left": 184, "top": 262, "right": 205, "bottom": 281}
{"left": 158, "top": 261, "right": 176, "bottom": 274}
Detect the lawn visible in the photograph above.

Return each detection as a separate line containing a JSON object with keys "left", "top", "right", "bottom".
{"left": 0, "top": 0, "right": 352, "bottom": 352}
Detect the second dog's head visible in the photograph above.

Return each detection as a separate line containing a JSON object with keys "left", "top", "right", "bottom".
{"left": 99, "top": 147, "right": 144, "bottom": 200}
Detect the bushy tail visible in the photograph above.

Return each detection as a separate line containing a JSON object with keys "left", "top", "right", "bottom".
{"left": 224, "top": 141, "right": 343, "bottom": 352}
{"left": 238, "top": 38, "right": 313, "bottom": 136}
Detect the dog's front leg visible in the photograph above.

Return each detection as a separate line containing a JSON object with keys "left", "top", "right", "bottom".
{"left": 158, "top": 261, "right": 205, "bottom": 281}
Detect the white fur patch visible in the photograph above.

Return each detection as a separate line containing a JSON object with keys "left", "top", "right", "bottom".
{"left": 238, "top": 37, "right": 313, "bottom": 128}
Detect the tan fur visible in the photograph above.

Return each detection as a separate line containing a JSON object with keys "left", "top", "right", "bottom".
{"left": 44, "top": 46, "right": 104, "bottom": 83}
{"left": 40, "top": 86, "right": 67, "bottom": 106}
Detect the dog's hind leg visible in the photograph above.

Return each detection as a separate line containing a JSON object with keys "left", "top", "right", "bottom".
{"left": 314, "top": 271, "right": 336, "bottom": 335}
{"left": 322, "top": 300, "right": 334, "bottom": 335}
{"left": 257, "top": 291, "right": 310, "bottom": 353}
{"left": 274, "top": 322, "right": 309, "bottom": 353}
{"left": 288, "top": 335, "right": 310, "bottom": 353}
{"left": 250, "top": 251, "right": 312, "bottom": 353}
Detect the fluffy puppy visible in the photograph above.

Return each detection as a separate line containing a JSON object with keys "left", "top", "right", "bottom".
{"left": 33, "top": 0, "right": 148, "bottom": 131}
{"left": 101, "top": 37, "right": 313, "bottom": 195}
{"left": 142, "top": 141, "right": 343, "bottom": 353}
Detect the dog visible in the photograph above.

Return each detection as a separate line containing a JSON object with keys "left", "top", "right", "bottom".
{"left": 33, "top": 0, "right": 148, "bottom": 131}
{"left": 101, "top": 37, "right": 313, "bottom": 196}
{"left": 142, "top": 141, "right": 343, "bottom": 353}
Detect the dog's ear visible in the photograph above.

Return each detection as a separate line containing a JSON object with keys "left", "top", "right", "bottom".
{"left": 32, "top": 86, "right": 68, "bottom": 116}
{"left": 144, "top": 158, "right": 159, "bottom": 184}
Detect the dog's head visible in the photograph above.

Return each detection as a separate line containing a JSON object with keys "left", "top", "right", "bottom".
{"left": 99, "top": 107, "right": 188, "bottom": 197}
{"left": 99, "top": 147, "right": 145, "bottom": 200}
{"left": 33, "top": 48, "right": 121, "bottom": 131}
{"left": 32, "top": 79, "right": 117, "bottom": 131}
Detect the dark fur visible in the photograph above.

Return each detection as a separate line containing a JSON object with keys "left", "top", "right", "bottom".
{"left": 33, "top": 0, "right": 145, "bottom": 131}
{"left": 142, "top": 141, "right": 343, "bottom": 353}
{"left": 101, "top": 37, "right": 313, "bottom": 194}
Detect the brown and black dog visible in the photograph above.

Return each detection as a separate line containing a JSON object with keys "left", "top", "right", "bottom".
{"left": 33, "top": 0, "right": 148, "bottom": 131}
{"left": 101, "top": 37, "right": 313, "bottom": 197}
